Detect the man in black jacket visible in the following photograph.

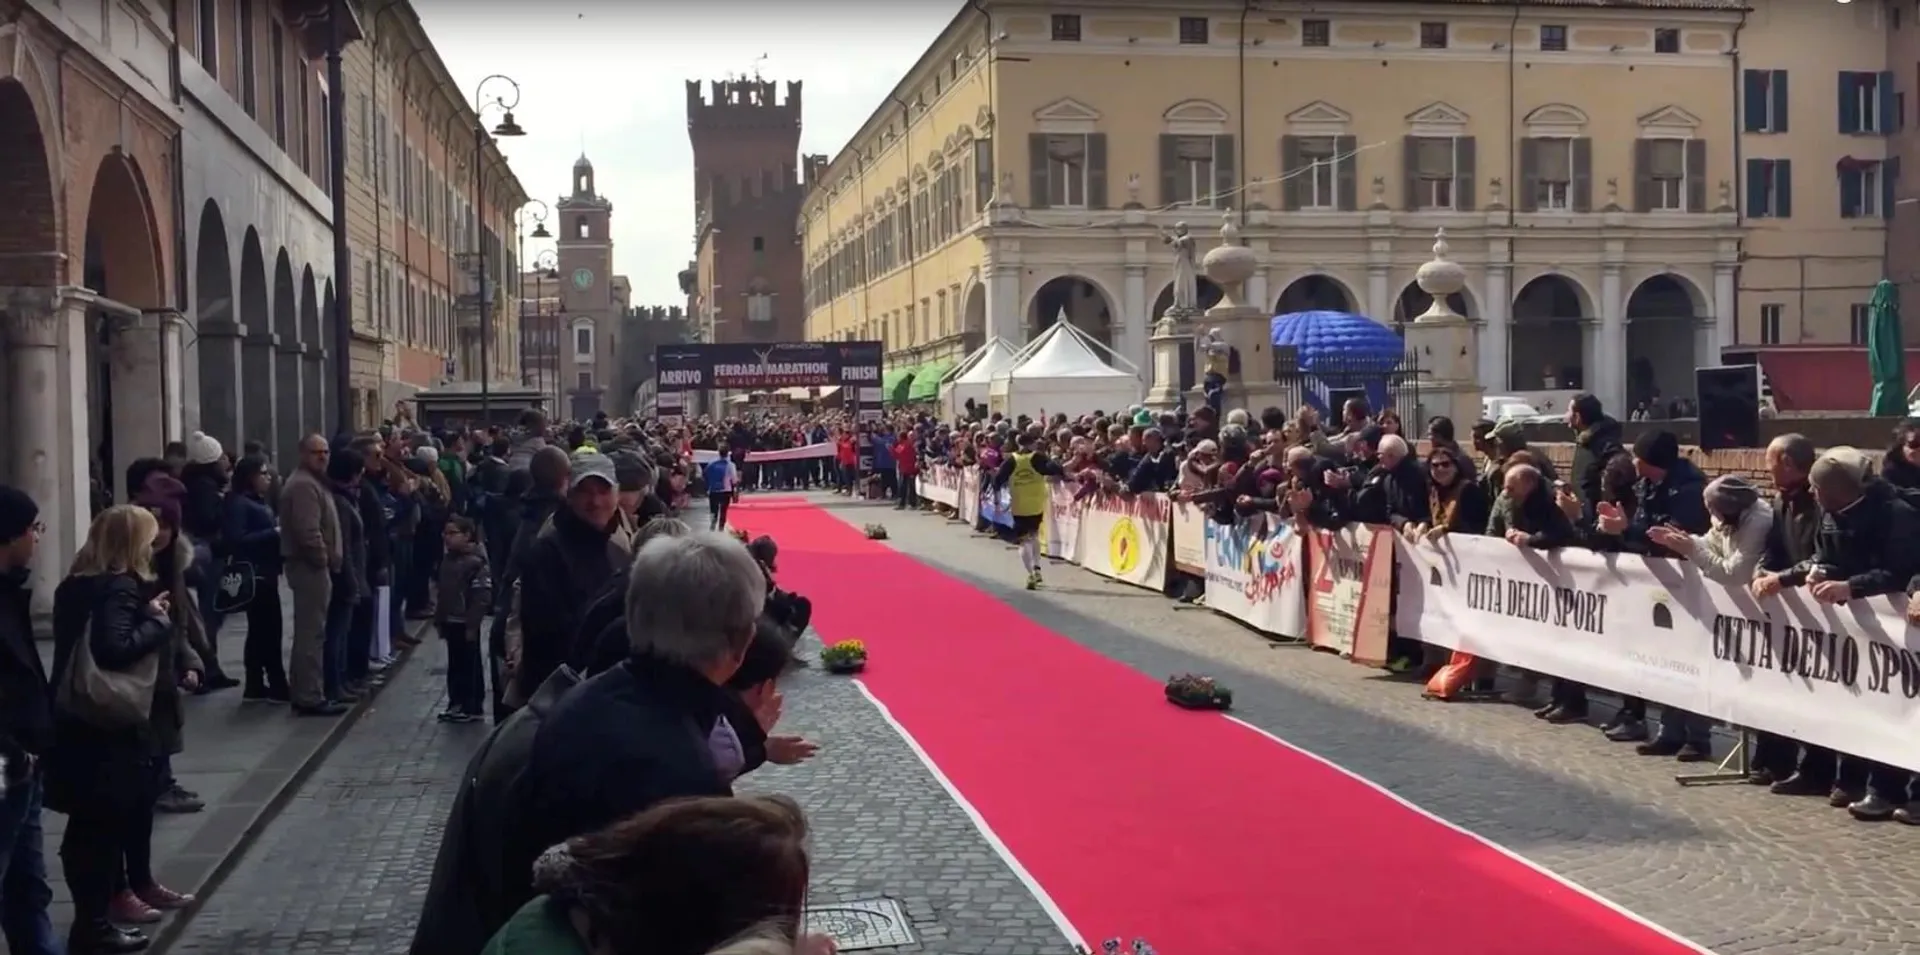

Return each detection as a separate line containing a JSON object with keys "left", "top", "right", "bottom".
{"left": 486, "top": 447, "right": 567, "bottom": 723}
{"left": 0, "top": 486, "right": 58, "bottom": 955}
{"left": 505, "top": 450, "right": 628, "bottom": 705}
{"left": 1565, "top": 392, "right": 1625, "bottom": 527}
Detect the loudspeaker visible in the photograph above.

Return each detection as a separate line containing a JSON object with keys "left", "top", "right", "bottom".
{"left": 1696, "top": 364, "right": 1761, "bottom": 452}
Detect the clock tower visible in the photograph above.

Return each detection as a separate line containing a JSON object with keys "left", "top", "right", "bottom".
{"left": 556, "top": 154, "right": 615, "bottom": 419}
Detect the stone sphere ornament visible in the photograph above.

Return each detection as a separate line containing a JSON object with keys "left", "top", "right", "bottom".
{"left": 1413, "top": 228, "right": 1466, "bottom": 322}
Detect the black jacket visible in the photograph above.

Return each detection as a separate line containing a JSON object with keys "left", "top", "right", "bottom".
{"left": 1778, "top": 480, "right": 1920, "bottom": 596}
{"left": 43, "top": 572, "right": 178, "bottom": 817}
{"left": 504, "top": 656, "right": 749, "bottom": 922}
{"left": 0, "top": 568, "right": 53, "bottom": 769}
{"left": 1341, "top": 456, "right": 1431, "bottom": 529}
{"left": 409, "top": 666, "right": 582, "bottom": 955}
{"left": 1619, "top": 458, "right": 1710, "bottom": 557}
{"left": 1569, "top": 416, "right": 1625, "bottom": 526}
{"left": 514, "top": 506, "right": 628, "bottom": 694}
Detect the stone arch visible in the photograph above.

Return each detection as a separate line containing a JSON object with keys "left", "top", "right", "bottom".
{"left": 1274, "top": 273, "right": 1358, "bottom": 315}
{"left": 0, "top": 79, "right": 60, "bottom": 286}
{"left": 1391, "top": 280, "right": 1475, "bottom": 324}
{"left": 961, "top": 279, "right": 987, "bottom": 345}
{"left": 1025, "top": 273, "right": 1118, "bottom": 352}
{"left": 271, "top": 250, "right": 300, "bottom": 461}
{"left": 1510, "top": 272, "right": 1594, "bottom": 392}
{"left": 322, "top": 279, "right": 336, "bottom": 350}
{"left": 83, "top": 153, "right": 165, "bottom": 307}
{"left": 237, "top": 228, "right": 274, "bottom": 452}
{"left": 194, "top": 200, "right": 238, "bottom": 444}
{"left": 298, "top": 267, "right": 322, "bottom": 445}
{"left": 1625, "top": 273, "right": 1705, "bottom": 409}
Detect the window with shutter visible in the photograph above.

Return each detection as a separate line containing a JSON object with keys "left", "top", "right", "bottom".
{"left": 1412, "top": 137, "right": 1457, "bottom": 210}
{"left": 1646, "top": 140, "right": 1687, "bottom": 211}
{"left": 1045, "top": 135, "right": 1089, "bottom": 207}
{"left": 1170, "top": 136, "right": 1216, "bottom": 206}
{"left": 1299, "top": 137, "right": 1339, "bottom": 209}
{"left": 1533, "top": 138, "right": 1574, "bottom": 211}
{"left": 1840, "top": 71, "right": 1885, "bottom": 134}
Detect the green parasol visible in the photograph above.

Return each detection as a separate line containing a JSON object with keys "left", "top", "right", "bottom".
{"left": 1867, "top": 279, "right": 1905, "bottom": 417}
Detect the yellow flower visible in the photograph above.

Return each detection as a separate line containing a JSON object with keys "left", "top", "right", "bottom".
{"left": 832, "top": 640, "right": 865, "bottom": 653}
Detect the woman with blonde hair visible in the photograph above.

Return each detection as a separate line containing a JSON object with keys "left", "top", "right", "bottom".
{"left": 44, "top": 505, "right": 204, "bottom": 954}
{"left": 483, "top": 795, "right": 831, "bottom": 955}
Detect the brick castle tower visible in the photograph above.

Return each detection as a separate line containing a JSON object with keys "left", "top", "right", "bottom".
{"left": 686, "top": 78, "right": 805, "bottom": 345}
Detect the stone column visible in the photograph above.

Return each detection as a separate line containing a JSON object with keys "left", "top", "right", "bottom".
{"left": 1481, "top": 264, "right": 1511, "bottom": 393}
{"left": 1712, "top": 265, "right": 1736, "bottom": 355}
{"left": 3, "top": 288, "right": 78, "bottom": 614}
{"left": 160, "top": 311, "right": 188, "bottom": 442}
{"left": 983, "top": 264, "right": 1022, "bottom": 344}
{"left": 1599, "top": 265, "right": 1626, "bottom": 412}
{"left": 110, "top": 312, "right": 169, "bottom": 498}
{"left": 1367, "top": 265, "right": 1391, "bottom": 324}
{"left": 1122, "top": 265, "right": 1148, "bottom": 381}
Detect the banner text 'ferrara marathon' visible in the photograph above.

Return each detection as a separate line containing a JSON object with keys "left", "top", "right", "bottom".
{"left": 712, "top": 362, "right": 832, "bottom": 387}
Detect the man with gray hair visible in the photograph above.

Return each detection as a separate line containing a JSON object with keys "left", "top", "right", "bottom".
{"left": 505, "top": 531, "right": 768, "bottom": 914}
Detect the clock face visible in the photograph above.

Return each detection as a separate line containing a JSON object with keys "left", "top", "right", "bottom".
{"left": 572, "top": 268, "right": 594, "bottom": 291}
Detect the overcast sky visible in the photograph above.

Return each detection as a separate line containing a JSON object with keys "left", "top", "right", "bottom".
{"left": 414, "top": 3, "right": 954, "bottom": 306}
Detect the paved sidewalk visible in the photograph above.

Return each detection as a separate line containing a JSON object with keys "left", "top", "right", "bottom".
{"left": 33, "top": 582, "right": 423, "bottom": 945}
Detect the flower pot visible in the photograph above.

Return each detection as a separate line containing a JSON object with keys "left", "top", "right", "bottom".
{"left": 1164, "top": 687, "right": 1231, "bottom": 710}
{"left": 824, "top": 659, "right": 867, "bottom": 675}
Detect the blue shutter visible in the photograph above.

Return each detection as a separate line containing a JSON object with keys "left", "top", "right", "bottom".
{"left": 1775, "top": 159, "right": 1793, "bottom": 218}
{"left": 1883, "top": 157, "right": 1900, "bottom": 220}
{"left": 1742, "top": 70, "right": 1768, "bottom": 132}
{"left": 1771, "top": 70, "right": 1791, "bottom": 132}
{"left": 1839, "top": 165, "right": 1863, "bottom": 217}
{"left": 1879, "top": 71, "right": 1898, "bottom": 134}
{"left": 1838, "top": 72, "right": 1861, "bottom": 134}
{"left": 1745, "top": 159, "right": 1770, "bottom": 215}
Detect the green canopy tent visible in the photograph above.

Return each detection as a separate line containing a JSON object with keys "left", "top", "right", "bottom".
{"left": 907, "top": 359, "right": 955, "bottom": 404}
{"left": 882, "top": 366, "right": 918, "bottom": 406}
{"left": 1867, "top": 279, "right": 1906, "bottom": 417}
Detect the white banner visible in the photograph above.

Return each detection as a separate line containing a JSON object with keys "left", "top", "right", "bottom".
{"left": 918, "top": 465, "right": 962, "bottom": 509}
{"left": 1044, "top": 482, "right": 1080, "bottom": 562}
{"left": 958, "top": 467, "right": 982, "bottom": 526}
{"left": 1074, "top": 493, "right": 1170, "bottom": 590}
{"left": 1396, "top": 534, "right": 1920, "bottom": 773}
{"left": 1170, "top": 501, "right": 1207, "bottom": 575}
{"left": 692, "top": 442, "right": 838, "bottom": 464}
{"left": 1203, "top": 514, "right": 1306, "bottom": 638}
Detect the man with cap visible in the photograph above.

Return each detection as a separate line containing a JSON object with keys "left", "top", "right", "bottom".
{"left": 502, "top": 450, "right": 631, "bottom": 707}
{"left": 606, "top": 450, "right": 656, "bottom": 555}
{"left": 0, "top": 486, "right": 56, "bottom": 954}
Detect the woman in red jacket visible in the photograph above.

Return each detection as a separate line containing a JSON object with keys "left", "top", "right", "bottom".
{"left": 892, "top": 432, "right": 920, "bottom": 510}
{"left": 835, "top": 432, "right": 858, "bottom": 495}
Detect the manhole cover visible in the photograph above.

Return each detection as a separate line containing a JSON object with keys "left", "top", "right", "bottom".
{"left": 804, "top": 897, "right": 914, "bottom": 951}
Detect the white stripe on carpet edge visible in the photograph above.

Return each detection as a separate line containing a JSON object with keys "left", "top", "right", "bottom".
{"left": 1221, "top": 715, "right": 1719, "bottom": 955}
{"left": 849, "top": 679, "right": 1089, "bottom": 951}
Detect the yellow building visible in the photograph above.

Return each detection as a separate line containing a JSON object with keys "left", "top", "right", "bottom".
{"left": 801, "top": 0, "right": 1885, "bottom": 414}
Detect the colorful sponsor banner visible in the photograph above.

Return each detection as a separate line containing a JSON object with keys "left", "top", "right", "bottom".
{"left": 1046, "top": 482, "right": 1081, "bottom": 562}
{"left": 958, "top": 467, "right": 982, "bottom": 526}
{"left": 1305, "top": 524, "right": 1394, "bottom": 666}
{"left": 1396, "top": 534, "right": 1920, "bottom": 773}
{"left": 1202, "top": 514, "right": 1306, "bottom": 639}
{"left": 1075, "top": 493, "right": 1171, "bottom": 590}
{"left": 1170, "top": 501, "right": 1208, "bottom": 576}
{"left": 981, "top": 484, "right": 1013, "bottom": 528}
{"left": 917, "top": 465, "right": 962, "bottom": 509}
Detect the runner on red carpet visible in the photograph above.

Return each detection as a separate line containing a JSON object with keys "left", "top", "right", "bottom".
{"left": 990, "top": 433, "right": 1064, "bottom": 590}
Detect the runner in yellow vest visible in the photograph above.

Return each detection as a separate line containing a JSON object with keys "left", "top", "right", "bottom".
{"left": 990, "top": 434, "right": 1064, "bottom": 589}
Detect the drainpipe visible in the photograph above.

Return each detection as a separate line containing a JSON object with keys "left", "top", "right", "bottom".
{"left": 1730, "top": 8, "right": 1749, "bottom": 348}
{"left": 167, "top": 0, "right": 188, "bottom": 442}
{"left": 1505, "top": 3, "right": 1519, "bottom": 385}
{"left": 1237, "top": 0, "right": 1251, "bottom": 225}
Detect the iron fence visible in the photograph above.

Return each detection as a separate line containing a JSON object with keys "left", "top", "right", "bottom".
{"left": 1271, "top": 347, "right": 1426, "bottom": 424}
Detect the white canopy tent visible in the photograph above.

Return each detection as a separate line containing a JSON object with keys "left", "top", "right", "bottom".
{"left": 988, "top": 318, "right": 1142, "bottom": 421}
{"left": 940, "top": 337, "right": 1019, "bottom": 419}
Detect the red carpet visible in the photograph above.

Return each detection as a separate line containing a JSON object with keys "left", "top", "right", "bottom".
{"left": 731, "top": 498, "right": 1708, "bottom": 955}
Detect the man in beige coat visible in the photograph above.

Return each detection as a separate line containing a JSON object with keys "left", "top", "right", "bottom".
{"left": 281, "top": 433, "right": 344, "bottom": 715}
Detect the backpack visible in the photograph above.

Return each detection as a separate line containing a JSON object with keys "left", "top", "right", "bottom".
{"left": 704, "top": 459, "right": 730, "bottom": 488}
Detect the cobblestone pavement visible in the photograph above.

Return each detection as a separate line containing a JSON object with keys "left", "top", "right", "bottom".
{"left": 810, "top": 494, "right": 1920, "bottom": 955}
{"left": 163, "top": 625, "right": 1072, "bottom": 955}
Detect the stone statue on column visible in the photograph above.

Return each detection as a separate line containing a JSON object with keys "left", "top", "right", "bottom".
{"left": 1162, "top": 223, "right": 1198, "bottom": 314}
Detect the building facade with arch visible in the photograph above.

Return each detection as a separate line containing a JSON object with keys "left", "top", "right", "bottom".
{"left": 799, "top": 0, "right": 1888, "bottom": 414}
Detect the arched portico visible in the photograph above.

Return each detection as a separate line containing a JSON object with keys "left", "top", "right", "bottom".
{"left": 273, "top": 251, "right": 302, "bottom": 463}
{"left": 238, "top": 229, "right": 276, "bottom": 452}
{"left": 1026, "top": 275, "right": 1118, "bottom": 355}
{"left": 195, "top": 200, "right": 240, "bottom": 446}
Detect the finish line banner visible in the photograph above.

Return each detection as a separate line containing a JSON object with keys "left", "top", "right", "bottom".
{"left": 1396, "top": 534, "right": 1920, "bottom": 773}
{"left": 691, "top": 442, "right": 837, "bottom": 464}
{"left": 655, "top": 340, "right": 883, "bottom": 390}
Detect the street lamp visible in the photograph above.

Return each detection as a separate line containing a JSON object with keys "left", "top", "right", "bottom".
{"left": 468, "top": 73, "right": 526, "bottom": 424}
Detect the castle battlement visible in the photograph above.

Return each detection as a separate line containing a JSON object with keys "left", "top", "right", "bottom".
{"left": 626, "top": 305, "right": 688, "bottom": 323}
{"left": 687, "top": 79, "right": 802, "bottom": 131}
